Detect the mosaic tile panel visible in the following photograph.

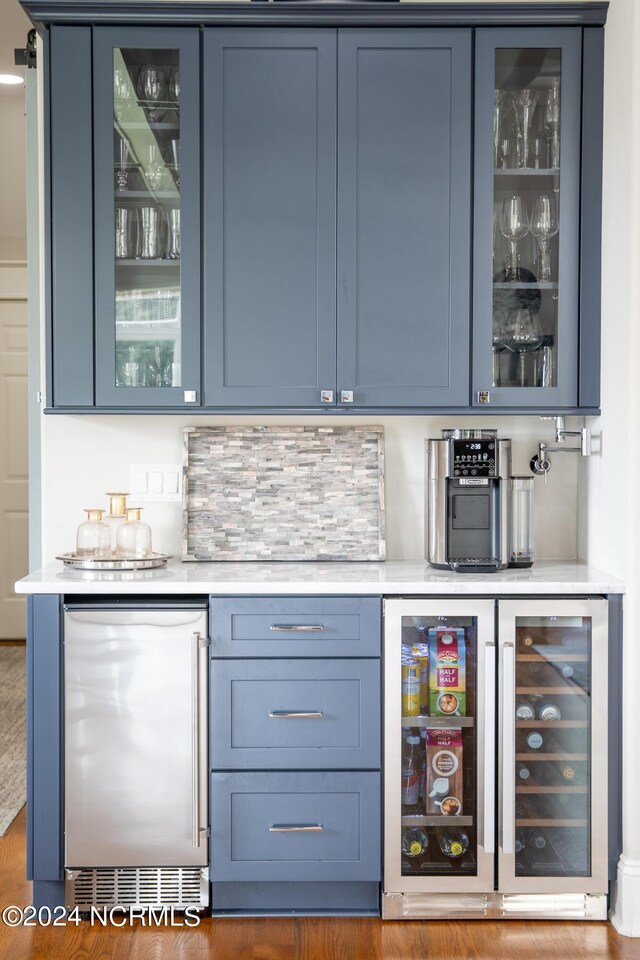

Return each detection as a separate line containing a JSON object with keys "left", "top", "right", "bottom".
{"left": 182, "top": 426, "right": 385, "bottom": 561}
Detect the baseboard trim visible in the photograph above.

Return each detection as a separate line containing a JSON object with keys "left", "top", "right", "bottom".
{"left": 610, "top": 857, "right": 640, "bottom": 937}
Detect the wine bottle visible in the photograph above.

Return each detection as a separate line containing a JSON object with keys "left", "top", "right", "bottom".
{"left": 526, "top": 731, "right": 544, "bottom": 750}
{"left": 401, "top": 735, "right": 421, "bottom": 809}
{"left": 515, "top": 698, "right": 535, "bottom": 720}
{"left": 537, "top": 701, "right": 562, "bottom": 721}
{"left": 438, "top": 828, "right": 470, "bottom": 859}
{"left": 517, "top": 763, "right": 531, "bottom": 780}
{"left": 533, "top": 833, "right": 547, "bottom": 849}
{"left": 514, "top": 830, "right": 527, "bottom": 854}
{"left": 401, "top": 826, "right": 429, "bottom": 864}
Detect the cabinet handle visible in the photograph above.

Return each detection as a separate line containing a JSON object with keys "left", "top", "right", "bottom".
{"left": 320, "top": 390, "right": 334, "bottom": 403}
{"left": 269, "top": 710, "right": 324, "bottom": 719}
{"left": 483, "top": 643, "right": 496, "bottom": 855}
{"left": 269, "top": 624, "right": 324, "bottom": 632}
{"left": 340, "top": 390, "right": 354, "bottom": 403}
{"left": 501, "top": 641, "right": 516, "bottom": 856}
{"left": 269, "top": 824, "right": 323, "bottom": 833}
{"left": 184, "top": 389, "right": 197, "bottom": 403}
{"left": 191, "top": 631, "right": 201, "bottom": 848}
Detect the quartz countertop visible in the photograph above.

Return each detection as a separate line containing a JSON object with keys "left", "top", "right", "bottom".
{"left": 15, "top": 559, "right": 625, "bottom": 595}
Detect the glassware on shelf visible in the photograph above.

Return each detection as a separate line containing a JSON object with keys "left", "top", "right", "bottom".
{"left": 168, "top": 66, "right": 180, "bottom": 104}
{"left": 115, "top": 135, "right": 134, "bottom": 190}
{"left": 492, "top": 307, "right": 509, "bottom": 387}
{"left": 116, "top": 507, "right": 153, "bottom": 559}
{"left": 530, "top": 134, "right": 547, "bottom": 171}
{"left": 493, "top": 90, "right": 507, "bottom": 169}
{"left": 511, "top": 88, "right": 540, "bottom": 169}
{"left": 497, "top": 137, "right": 512, "bottom": 170}
{"left": 503, "top": 307, "right": 543, "bottom": 387}
{"left": 115, "top": 206, "right": 135, "bottom": 260}
{"left": 76, "top": 509, "right": 111, "bottom": 559}
{"left": 139, "top": 206, "right": 162, "bottom": 259}
{"left": 144, "top": 142, "right": 165, "bottom": 192}
{"left": 167, "top": 208, "right": 181, "bottom": 260}
{"left": 543, "top": 78, "right": 561, "bottom": 170}
{"left": 138, "top": 64, "right": 166, "bottom": 122}
{"left": 167, "top": 138, "right": 180, "bottom": 188}
{"left": 499, "top": 196, "right": 529, "bottom": 282}
{"left": 114, "top": 65, "right": 137, "bottom": 120}
{"left": 530, "top": 194, "right": 559, "bottom": 283}
{"left": 105, "top": 491, "right": 129, "bottom": 551}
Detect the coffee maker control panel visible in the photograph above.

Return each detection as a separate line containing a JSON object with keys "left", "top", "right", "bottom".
{"left": 452, "top": 439, "right": 496, "bottom": 478}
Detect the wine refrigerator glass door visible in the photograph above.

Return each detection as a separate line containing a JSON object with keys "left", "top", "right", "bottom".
{"left": 498, "top": 598, "right": 608, "bottom": 894}
{"left": 473, "top": 29, "right": 582, "bottom": 407}
{"left": 384, "top": 599, "right": 495, "bottom": 895}
{"left": 93, "top": 27, "right": 200, "bottom": 406}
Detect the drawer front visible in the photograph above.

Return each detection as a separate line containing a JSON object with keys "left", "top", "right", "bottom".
{"left": 211, "top": 659, "right": 380, "bottom": 769}
{"left": 210, "top": 596, "right": 381, "bottom": 658}
{"left": 210, "top": 771, "right": 381, "bottom": 882}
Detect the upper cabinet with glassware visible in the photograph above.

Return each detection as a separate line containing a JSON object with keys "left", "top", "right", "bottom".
{"left": 35, "top": 5, "right": 606, "bottom": 413}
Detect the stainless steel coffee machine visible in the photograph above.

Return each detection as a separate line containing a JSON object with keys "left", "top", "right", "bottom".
{"left": 426, "top": 428, "right": 512, "bottom": 573}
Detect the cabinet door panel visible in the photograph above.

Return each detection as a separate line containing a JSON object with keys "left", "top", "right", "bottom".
{"left": 472, "top": 28, "right": 582, "bottom": 408}
{"left": 337, "top": 30, "right": 472, "bottom": 408}
{"left": 94, "top": 27, "right": 201, "bottom": 407}
{"left": 204, "top": 29, "right": 337, "bottom": 408}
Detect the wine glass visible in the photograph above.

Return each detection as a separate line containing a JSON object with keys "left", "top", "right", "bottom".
{"left": 115, "top": 135, "right": 133, "bottom": 191}
{"left": 492, "top": 307, "right": 510, "bottom": 386}
{"left": 500, "top": 196, "right": 529, "bottom": 282}
{"left": 503, "top": 307, "right": 543, "bottom": 386}
{"left": 530, "top": 194, "right": 559, "bottom": 282}
{"left": 169, "top": 67, "right": 180, "bottom": 103}
{"left": 138, "top": 65, "right": 166, "bottom": 123}
{"left": 543, "top": 79, "right": 561, "bottom": 169}
{"left": 493, "top": 90, "right": 507, "bottom": 169}
{"left": 511, "top": 88, "right": 540, "bottom": 168}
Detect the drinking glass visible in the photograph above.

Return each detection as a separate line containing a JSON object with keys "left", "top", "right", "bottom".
{"left": 493, "top": 90, "right": 507, "bottom": 169}
{"left": 114, "top": 66, "right": 136, "bottom": 119}
{"left": 138, "top": 65, "right": 166, "bottom": 122}
{"left": 145, "top": 142, "right": 165, "bottom": 191}
{"left": 115, "top": 135, "right": 133, "bottom": 190}
{"left": 169, "top": 67, "right": 180, "bottom": 103}
{"left": 543, "top": 79, "right": 561, "bottom": 169}
{"left": 503, "top": 307, "right": 543, "bottom": 386}
{"left": 115, "top": 206, "right": 134, "bottom": 259}
{"left": 167, "top": 208, "right": 180, "bottom": 259}
{"left": 498, "top": 137, "right": 512, "bottom": 169}
{"left": 530, "top": 194, "right": 559, "bottom": 282}
{"left": 499, "top": 196, "right": 529, "bottom": 282}
{"left": 530, "top": 134, "right": 547, "bottom": 170}
{"left": 511, "top": 88, "right": 540, "bottom": 168}
{"left": 139, "top": 207, "right": 162, "bottom": 260}
{"left": 492, "top": 307, "right": 510, "bottom": 386}
{"left": 167, "top": 138, "right": 180, "bottom": 188}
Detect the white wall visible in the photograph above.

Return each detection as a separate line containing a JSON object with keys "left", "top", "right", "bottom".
{"left": 40, "top": 412, "right": 579, "bottom": 564}
{"left": 577, "top": 0, "right": 640, "bottom": 937}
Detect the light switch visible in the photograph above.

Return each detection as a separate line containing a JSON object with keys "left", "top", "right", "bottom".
{"left": 164, "top": 471, "right": 179, "bottom": 495}
{"left": 149, "top": 471, "right": 163, "bottom": 494}
{"left": 133, "top": 471, "right": 148, "bottom": 494}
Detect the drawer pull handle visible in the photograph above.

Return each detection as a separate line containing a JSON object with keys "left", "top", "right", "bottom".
{"left": 269, "top": 710, "right": 324, "bottom": 719}
{"left": 269, "top": 824, "right": 324, "bottom": 833}
{"left": 269, "top": 624, "right": 325, "bottom": 632}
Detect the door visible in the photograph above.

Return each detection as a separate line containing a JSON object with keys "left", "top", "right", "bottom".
{"left": 473, "top": 29, "right": 582, "bottom": 408}
{"left": 94, "top": 27, "right": 201, "bottom": 407}
{"left": 0, "top": 269, "right": 28, "bottom": 638}
{"left": 337, "top": 30, "right": 471, "bottom": 409}
{"left": 203, "top": 29, "right": 337, "bottom": 408}
{"left": 64, "top": 607, "right": 208, "bottom": 867}
{"left": 384, "top": 600, "right": 495, "bottom": 894}
{"left": 498, "top": 598, "right": 608, "bottom": 893}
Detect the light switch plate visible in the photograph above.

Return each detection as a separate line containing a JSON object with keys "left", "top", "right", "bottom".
{"left": 129, "top": 464, "right": 183, "bottom": 502}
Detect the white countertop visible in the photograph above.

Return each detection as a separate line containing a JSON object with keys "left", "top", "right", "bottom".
{"left": 15, "top": 559, "right": 624, "bottom": 595}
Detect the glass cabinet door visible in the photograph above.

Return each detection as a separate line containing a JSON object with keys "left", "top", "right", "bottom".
{"left": 473, "top": 29, "right": 582, "bottom": 408}
{"left": 498, "top": 599, "right": 608, "bottom": 894}
{"left": 94, "top": 28, "right": 200, "bottom": 406}
{"left": 384, "top": 600, "right": 495, "bottom": 895}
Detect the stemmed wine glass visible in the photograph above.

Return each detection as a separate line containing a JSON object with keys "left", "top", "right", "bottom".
{"left": 493, "top": 90, "right": 507, "bottom": 169}
{"left": 543, "top": 78, "right": 561, "bottom": 170}
{"left": 492, "top": 307, "right": 510, "bottom": 386}
{"left": 138, "top": 65, "right": 166, "bottom": 123}
{"left": 530, "top": 194, "right": 559, "bottom": 282}
{"left": 511, "top": 88, "right": 540, "bottom": 168}
{"left": 499, "top": 196, "right": 529, "bottom": 282}
{"left": 503, "top": 307, "right": 543, "bottom": 387}
{"left": 115, "top": 135, "right": 133, "bottom": 191}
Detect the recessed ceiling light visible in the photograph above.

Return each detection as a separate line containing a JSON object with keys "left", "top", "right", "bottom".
{"left": 0, "top": 74, "right": 24, "bottom": 85}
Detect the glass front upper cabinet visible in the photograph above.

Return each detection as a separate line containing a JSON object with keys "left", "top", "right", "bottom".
{"left": 94, "top": 29, "right": 200, "bottom": 406}
{"left": 473, "top": 30, "right": 582, "bottom": 408}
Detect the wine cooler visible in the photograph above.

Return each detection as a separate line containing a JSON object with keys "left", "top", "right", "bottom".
{"left": 383, "top": 598, "right": 609, "bottom": 920}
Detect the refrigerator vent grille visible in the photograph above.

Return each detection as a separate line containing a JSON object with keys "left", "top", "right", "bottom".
{"left": 68, "top": 867, "right": 209, "bottom": 910}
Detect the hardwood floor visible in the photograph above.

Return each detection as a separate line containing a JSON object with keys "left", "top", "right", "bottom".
{"left": 1, "top": 810, "right": 639, "bottom": 960}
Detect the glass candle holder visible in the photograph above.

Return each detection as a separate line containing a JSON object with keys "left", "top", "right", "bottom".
{"left": 116, "top": 507, "right": 153, "bottom": 559}
{"left": 76, "top": 509, "right": 111, "bottom": 559}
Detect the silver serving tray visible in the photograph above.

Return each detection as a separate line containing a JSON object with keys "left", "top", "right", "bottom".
{"left": 57, "top": 553, "right": 169, "bottom": 570}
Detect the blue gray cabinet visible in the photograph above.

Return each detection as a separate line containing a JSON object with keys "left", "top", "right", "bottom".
{"left": 472, "top": 27, "right": 602, "bottom": 410}
{"left": 337, "top": 29, "right": 472, "bottom": 409}
{"left": 209, "top": 595, "right": 382, "bottom": 915}
{"left": 40, "top": 9, "right": 605, "bottom": 413}
{"left": 203, "top": 30, "right": 337, "bottom": 408}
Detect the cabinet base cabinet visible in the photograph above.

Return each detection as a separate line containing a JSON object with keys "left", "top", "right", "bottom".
{"left": 212, "top": 882, "right": 380, "bottom": 917}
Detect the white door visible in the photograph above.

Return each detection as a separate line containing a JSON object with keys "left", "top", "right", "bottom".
{"left": 0, "top": 266, "right": 28, "bottom": 639}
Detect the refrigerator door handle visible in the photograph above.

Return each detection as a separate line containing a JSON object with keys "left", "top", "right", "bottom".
{"left": 483, "top": 642, "right": 496, "bottom": 855}
{"left": 501, "top": 641, "right": 516, "bottom": 855}
{"left": 192, "top": 631, "right": 202, "bottom": 848}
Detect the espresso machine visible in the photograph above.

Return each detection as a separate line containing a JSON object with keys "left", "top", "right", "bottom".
{"left": 426, "top": 428, "right": 515, "bottom": 573}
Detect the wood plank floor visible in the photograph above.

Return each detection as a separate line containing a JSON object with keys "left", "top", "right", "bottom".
{"left": 1, "top": 809, "right": 639, "bottom": 960}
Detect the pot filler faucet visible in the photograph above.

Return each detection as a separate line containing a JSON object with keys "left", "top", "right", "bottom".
{"left": 530, "top": 416, "right": 592, "bottom": 483}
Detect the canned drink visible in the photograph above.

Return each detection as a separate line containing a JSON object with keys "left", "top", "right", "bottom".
{"left": 402, "top": 661, "right": 420, "bottom": 717}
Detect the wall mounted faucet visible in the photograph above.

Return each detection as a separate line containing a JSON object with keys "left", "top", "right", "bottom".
{"left": 530, "top": 416, "right": 592, "bottom": 481}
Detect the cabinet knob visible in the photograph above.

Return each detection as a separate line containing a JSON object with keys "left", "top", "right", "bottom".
{"left": 320, "top": 390, "right": 334, "bottom": 404}
{"left": 476, "top": 391, "right": 491, "bottom": 404}
{"left": 340, "top": 390, "right": 354, "bottom": 404}
{"left": 184, "top": 390, "right": 198, "bottom": 403}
